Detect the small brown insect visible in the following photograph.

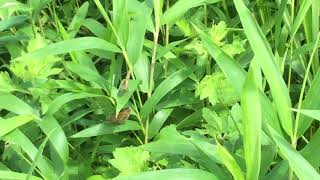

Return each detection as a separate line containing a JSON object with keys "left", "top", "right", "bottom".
{"left": 107, "top": 107, "right": 131, "bottom": 124}
{"left": 120, "top": 70, "right": 131, "bottom": 92}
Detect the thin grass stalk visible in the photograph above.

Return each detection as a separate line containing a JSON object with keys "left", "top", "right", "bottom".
{"left": 93, "top": 0, "right": 134, "bottom": 77}
{"left": 289, "top": 33, "right": 320, "bottom": 180}
{"left": 292, "top": 33, "right": 320, "bottom": 144}
{"left": 148, "top": 29, "right": 160, "bottom": 98}
{"left": 292, "top": 33, "right": 320, "bottom": 146}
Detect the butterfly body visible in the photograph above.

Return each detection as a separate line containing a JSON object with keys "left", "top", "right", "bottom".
{"left": 107, "top": 107, "right": 131, "bottom": 124}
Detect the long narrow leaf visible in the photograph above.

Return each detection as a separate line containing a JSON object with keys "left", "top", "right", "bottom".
{"left": 140, "top": 68, "right": 192, "bottom": 118}
{"left": 233, "top": 0, "right": 293, "bottom": 137}
{"left": 0, "top": 115, "right": 34, "bottom": 138}
{"left": 268, "top": 126, "right": 320, "bottom": 179}
{"left": 241, "top": 67, "right": 261, "bottom": 180}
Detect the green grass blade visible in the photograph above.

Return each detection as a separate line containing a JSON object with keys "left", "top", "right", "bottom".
{"left": 0, "top": 115, "right": 34, "bottom": 138}
{"left": 298, "top": 69, "right": 320, "bottom": 136}
{"left": 268, "top": 126, "right": 320, "bottom": 179}
{"left": 161, "top": 0, "right": 220, "bottom": 25}
{"left": 263, "top": 161, "right": 289, "bottom": 180}
{"left": 156, "top": 39, "right": 187, "bottom": 59}
{"left": 66, "top": 62, "right": 110, "bottom": 92}
{"left": 241, "top": 67, "right": 261, "bottom": 180}
{"left": 14, "top": 37, "right": 120, "bottom": 61}
{"left": 28, "top": 0, "right": 53, "bottom": 19}
{"left": 301, "top": 128, "right": 320, "bottom": 167}
{"left": 216, "top": 144, "right": 245, "bottom": 180}
{"left": 4, "top": 130, "right": 57, "bottom": 179}
{"left": 44, "top": 92, "right": 101, "bottom": 116}
{"left": 291, "top": 109, "right": 320, "bottom": 121}
{"left": 116, "top": 80, "right": 139, "bottom": 115}
{"left": 0, "top": 15, "right": 28, "bottom": 31}
{"left": 133, "top": 53, "right": 149, "bottom": 93}
{"left": 289, "top": 0, "right": 313, "bottom": 42}
{"left": 176, "top": 109, "right": 203, "bottom": 129}
{"left": 126, "top": 1, "right": 152, "bottom": 65}
{"left": 82, "top": 18, "right": 108, "bottom": 39}
{"left": 26, "top": 129, "right": 54, "bottom": 180}
{"left": 71, "top": 120, "right": 141, "bottom": 138}
{"left": 67, "top": 2, "right": 89, "bottom": 38}
{"left": 148, "top": 108, "right": 173, "bottom": 139}
{"left": 38, "top": 116, "right": 69, "bottom": 166}
{"left": 233, "top": 0, "right": 293, "bottom": 137}
{"left": 0, "top": 93, "right": 33, "bottom": 115}
{"left": 0, "top": 170, "right": 42, "bottom": 180}
{"left": 62, "top": 108, "right": 93, "bottom": 127}
{"left": 140, "top": 68, "right": 192, "bottom": 118}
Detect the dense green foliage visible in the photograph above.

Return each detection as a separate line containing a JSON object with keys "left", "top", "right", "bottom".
{"left": 0, "top": 0, "right": 319, "bottom": 179}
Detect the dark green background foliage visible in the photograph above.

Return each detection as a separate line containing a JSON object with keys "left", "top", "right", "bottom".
{"left": 0, "top": 0, "right": 319, "bottom": 179}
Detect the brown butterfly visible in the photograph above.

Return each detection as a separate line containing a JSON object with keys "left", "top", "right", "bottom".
{"left": 107, "top": 107, "right": 131, "bottom": 124}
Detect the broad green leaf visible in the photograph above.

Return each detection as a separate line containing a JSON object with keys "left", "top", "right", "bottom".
{"left": 38, "top": 116, "right": 69, "bottom": 166}
{"left": 195, "top": 26, "right": 246, "bottom": 93}
{"left": 109, "top": 147, "right": 150, "bottom": 176}
{"left": 195, "top": 72, "right": 239, "bottom": 106}
{"left": 133, "top": 53, "right": 149, "bottom": 93}
{"left": 153, "top": 0, "right": 164, "bottom": 28}
{"left": 82, "top": 18, "right": 108, "bottom": 39}
{"left": 67, "top": 2, "right": 89, "bottom": 38}
{"left": 233, "top": 0, "right": 293, "bottom": 137}
{"left": 298, "top": 68, "right": 320, "bottom": 136}
{"left": 0, "top": 72, "right": 16, "bottom": 93}
{"left": 126, "top": 1, "right": 152, "bottom": 65}
{"left": 141, "top": 126, "right": 220, "bottom": 163}
{"left": 66, "top": 62, "right": 110, "bottom": 91}
{"left": 0, "top": 170, "right": 42, "bottom": 180}
{"left": 28, "top": 0, "right": 53, "bottom": 19}
{"left": 62, "top": 108, "right": 93, "bottom": 127}
{"left": 202, "top": 108, "right": 222, "bottom": 131}
{"left": 259, "top": 145, "right": 277, "bottom": 178}
{"left": 289, "top": 0, "right": 313, "bottom": 42}
{"left": 26, "top": 129, "right": 53, "bottom": 180}
{"left": 177, "top": 109, "right": 203, "bottom": 129}
{"left": 0, "top": 93, "right": 33, "bottom": 115}
{"left": 0, "top": 0, "right": 30, "bottom": 19}
{"left": 301, "top": 128, "right": 320, "bottom": 167}
{"left": 241, "top": 67, "right": 261, "bottom": 180}
{"left": 161, "top": 0, "right": 220, "bottom": 25}
{"left": 0, "top": 15, "right": 27, "bottom": 31}
{"left": 71, "top": 120, "right": 141, "bottom": 138}
{"left": 111, "top": 0, "right": 129, "bottom": 45}
{"left": 140, "top": 125, "right": 228, "bottom": 179}
{"left": 0, "top": 115, "right": 34, "bottom": 138}
{"left": 268, "top": 126, "right": 320, "bottom": 180}
{"left": 140, "top": 68, "right": 192, "bottom": 118}
{"left": 44, "top": 92, "right": 101, "bottom": 116}
{"left": 263, "top": 161, "right": 289, "bottom": 180}
{"left": 9, "top": 35, "right": 61, "bottom": 82}
{"left": 291, "top": 109, "right": 320, "bottom": 121}
{"left": 114, "top": 169, "right": 219, "bottom": 180}
{"left": 116, "top": 80, "right": 139, "bottom": 115}
{"left": 14, "top": 37, "right": 120, "bottom": 61}
{"left": 44, "top": 79, "right": 103, "bottom": 95}
{"left": 216, "top": 144, "right": 244, "bottom": 180}
{"left": 4, "top": 130, "right": 57, "bottom": 179}
{"left": 148, "top": 108, "right": 173, "bottom": 139}
{"left": 156, "top": 39, "right": 187, "bottom": 59}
